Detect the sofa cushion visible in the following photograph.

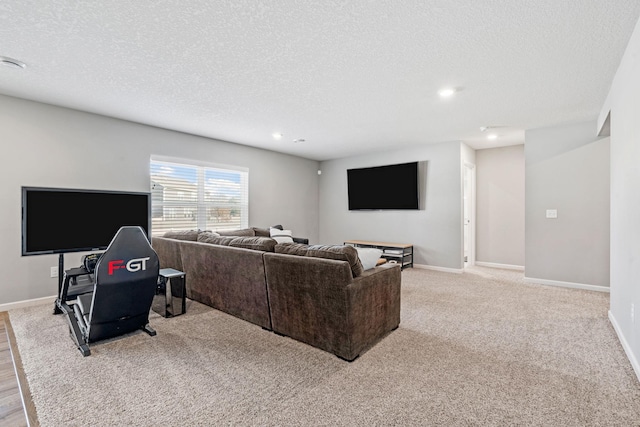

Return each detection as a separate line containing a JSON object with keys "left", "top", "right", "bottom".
{"left": 275, "top": 242, "right": 310, "bottom": 256}
{"left": 217, "top": 228, "right": 256, "bottom": 237}
{"left": 163, "top": 230, "right": 199, "bottom": 241}
{"left": 198, "top": 230, "right": 220, "bottom": 238}
{"left": 197, "top": 232, "right": 235, "bottom": 246}
{"left": 306, "top": 244, "right": 364, "bottom": 277}
{"left": 229, "top": 236, "right": 277, "bottom": 252}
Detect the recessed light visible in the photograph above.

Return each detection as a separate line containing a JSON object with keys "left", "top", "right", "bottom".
{"left": 0, "top": 56, "right": 26, "bottom": 69}
{"left": 487, "top": 133, "right": 498, "bottom": 140}
{"left": 272, "top": 133, "right": 283, "bottom": 140}
{"left": 438, "top": 87, "right": 457, "bottom": 98}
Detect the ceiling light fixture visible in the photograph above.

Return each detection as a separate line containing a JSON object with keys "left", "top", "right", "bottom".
{"left": 438, "top": 87, "right": 456, "bottom": 98}
{"left": 293, "top": 139, "right": 306, "bottom": 144}
{"left": 272, "top": 133, "right": 283, "bottom": 140}
{"left": 0, "top": 56, "right": 26, "bottom": 69}
{"left": 481, "top": 126, "right": 504, "bottom": 140}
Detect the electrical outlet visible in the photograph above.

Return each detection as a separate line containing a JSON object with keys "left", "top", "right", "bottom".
{"left": 50, "top": 266, "right": 58, "bottom": 278}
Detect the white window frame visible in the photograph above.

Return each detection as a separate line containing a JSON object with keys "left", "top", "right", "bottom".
{"left": 150, "top": 155, "right": 249, "bottom": 236}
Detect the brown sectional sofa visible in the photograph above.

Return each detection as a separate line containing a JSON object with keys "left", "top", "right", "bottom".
{"left": 151, "top": 228, "right": 401, "bottom": 361}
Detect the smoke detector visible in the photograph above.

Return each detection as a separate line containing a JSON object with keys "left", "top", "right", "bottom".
{"left": 480, "top": 125, "right": 507, "bottom": 132}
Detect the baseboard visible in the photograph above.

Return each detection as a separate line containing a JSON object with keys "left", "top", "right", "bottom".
{"left": 523, "top": 277, "right": 610, "bottom": 293}
{"left": 413, "top": 264, "right": 463, "bottom": 274}
{"left": 0, "top": 295, "right": 56, "bottom": 313}
{"left": 608, "top": 310, "right": 640, "bottom": 383}
{"left": 475, "top": 262, "right": 524, "bottom": 271}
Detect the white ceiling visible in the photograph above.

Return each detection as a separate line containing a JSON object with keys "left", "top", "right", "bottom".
{"left": 1, "top": 1, "right": 639, "bottom": 161}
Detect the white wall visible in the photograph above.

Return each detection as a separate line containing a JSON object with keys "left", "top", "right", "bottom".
{"left": 524, "top": 121, "right": 610, "bottom": 288}
{"left": 0, "top": 95, "right": 319, "bottom": 306}
{"left": 602, "top": 15, "right": 640, "bottom": 380}
{"left": 318, "top": 141, "right": 463, "bottom": 270}
{"left": 476, "top": 145, "right": 525, "bottom": 267}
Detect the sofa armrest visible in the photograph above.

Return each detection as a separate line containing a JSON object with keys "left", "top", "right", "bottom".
{"left": 347, "top": 264, "right": 401, "bottom": 355}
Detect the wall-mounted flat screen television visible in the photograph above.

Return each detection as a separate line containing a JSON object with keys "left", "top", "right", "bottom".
{"left": 22, "top": 187, "right": 151, "bottom": 255}
{"left": 347, "top": 162, "right": 420, "bottom": 210}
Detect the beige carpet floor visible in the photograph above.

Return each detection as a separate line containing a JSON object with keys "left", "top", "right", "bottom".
{"left": 9, "top": 266, "right": 640, "bottom": 426}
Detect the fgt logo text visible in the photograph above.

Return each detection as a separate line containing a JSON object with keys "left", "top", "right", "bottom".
{"left": 108, "top": 257, "right": 151, "bottom": 275}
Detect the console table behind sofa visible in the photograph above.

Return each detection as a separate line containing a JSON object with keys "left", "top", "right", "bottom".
{"left": 344, "top": 240, "right": 413, "bottom": 270}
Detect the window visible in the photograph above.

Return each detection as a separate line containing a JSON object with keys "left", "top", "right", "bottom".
{"left": 150, "top": 157, "right": 248, "bottom": 236}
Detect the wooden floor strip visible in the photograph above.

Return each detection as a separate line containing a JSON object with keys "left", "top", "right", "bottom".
{"left": 0, "top": 311, "right": 38, "bottom": 427}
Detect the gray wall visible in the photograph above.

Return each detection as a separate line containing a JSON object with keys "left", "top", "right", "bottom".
{"left": 0, "top": 94, "right": 319, "bottom": 306}
{"left": 318, "top": 141, "right": 463, "bottom": 270}
{"left": 476, "top": 145, "right": 525, "bottom": 267}
{"left": 524, "top": 121, "right": 610, "bottom": 286}
{"left": 602, "top": 15, "right": 640, "bottom": 378}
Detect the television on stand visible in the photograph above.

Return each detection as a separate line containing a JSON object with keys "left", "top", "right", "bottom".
{"left": 21, "top": 186, "right": 151, "bottom": 313}
{"left": 22, "top": 187, "right": 151, "bottom": 255}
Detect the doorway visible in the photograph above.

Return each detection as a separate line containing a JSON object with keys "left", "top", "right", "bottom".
{"left": 463, "top": 163, "right": 476, "bottom": 268}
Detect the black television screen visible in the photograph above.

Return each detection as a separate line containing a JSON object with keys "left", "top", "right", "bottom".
{"left": 22, "top": 187, "right": 150, "bottom": 255}
{"left": 347, "top": 162, "right": 420, "bottom": 210}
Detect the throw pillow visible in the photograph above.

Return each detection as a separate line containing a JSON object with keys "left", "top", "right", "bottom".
{"left": 355, "top": 247, "right": 383, "bottom": 270}
{"left": 252, "top": 227, "right": 271, "bottom": 237}
{"left": 306, "top": 244, "right": 364, "bottom": 277}
{"left": 270, "top": 227, "right": 294, "bottom": 244}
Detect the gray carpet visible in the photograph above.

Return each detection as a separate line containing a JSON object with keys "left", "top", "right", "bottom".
{"left": 9, "top": 267, "right": 640, "bottom": 426}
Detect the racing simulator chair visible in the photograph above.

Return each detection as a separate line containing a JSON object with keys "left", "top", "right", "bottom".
{"left": 60, "top": 226, "right": 160, "bottom": 356}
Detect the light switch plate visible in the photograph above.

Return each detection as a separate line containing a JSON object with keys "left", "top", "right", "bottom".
{"left": 546, "top": 209, "right": 558, "bottom": 219}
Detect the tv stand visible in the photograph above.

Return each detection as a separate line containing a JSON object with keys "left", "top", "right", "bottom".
{"left": 344, "top": 240, "right": 413, "bottom": 270}
{"left": 53, "top": 253, "right": 65, "bottom": 314}
{"left": 53, "top": 253, "right": 94, "bottom": 315}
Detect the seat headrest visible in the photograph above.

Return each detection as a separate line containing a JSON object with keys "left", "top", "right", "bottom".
{"left": 95, "top": 226, "right": 159, "bottom": 284}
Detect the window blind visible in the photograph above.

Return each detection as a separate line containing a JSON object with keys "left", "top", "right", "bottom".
{"left": 150, "top": 158, "right": 249, "bottom": 236}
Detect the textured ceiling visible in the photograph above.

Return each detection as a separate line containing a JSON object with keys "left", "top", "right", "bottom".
{"left": 1, "top": 1, "right": 639, "bottom": 161}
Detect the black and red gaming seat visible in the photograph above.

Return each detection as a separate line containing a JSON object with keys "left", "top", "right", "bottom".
{"left": 64, "top": 226, "right": 160, "bottom": 356}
